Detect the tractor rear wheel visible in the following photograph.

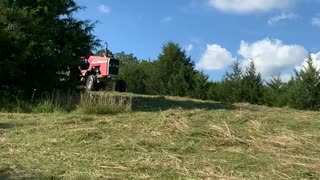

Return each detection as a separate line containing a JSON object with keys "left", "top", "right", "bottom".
{"left": 86, "top": 75, "right": 97, "bottom": 91}
{"left": 115, "top": 80, "right": 127, "bottom": 93}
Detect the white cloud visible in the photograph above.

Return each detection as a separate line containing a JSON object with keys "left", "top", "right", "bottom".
{"left": 197, "top": 38, "right": 320, "bottom": 81}
{"left": 160, "top": 16, "right": 173, "bottom": 23}
{"left": 311, "top": 53, "right": 320, "bottom": 69}
{"left": 279, "top": 74, "right": 293, "bottom": 82}
{"left": 268, "top": 13, "right": 298, "bottom": 25}
{"left": 208, "top": 0, "right": 295, "bottom": 14}
{"left": 312, "top": 17, "right": 320, "bottom": 27}
{"left": 297, "top": 52, "right": 320, "bottom": 71}
{"left": 185, "top": 44, "right": 193, "bottom": 53}
{"left": 196, "top": 44, "right": 235, "bottom": 70}
{"left": 99, "top": 4, "right": 111, "bottom": 14}
{"left": 238, "top": 38, "right": 308, "bottom": 80}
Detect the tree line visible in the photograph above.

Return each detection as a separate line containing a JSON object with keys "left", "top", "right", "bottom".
{"left": 112, "top": 42, "right": 210, "bottom": 100}
{"left": 1, "top": 0, "right": 319, "bottom": 111}
{"left": 115, "top": 44, "right": 320, "bottom": 111}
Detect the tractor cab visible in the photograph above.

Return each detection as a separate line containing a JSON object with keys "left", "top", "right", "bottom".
{"left": 108, "top": 58, "right": 120, "bottom": 76}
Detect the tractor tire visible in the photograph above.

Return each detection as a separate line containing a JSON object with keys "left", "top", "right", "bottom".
{"left": 115, "top": 80, "right": 127, "bottom": 93}
{"left": 86, "top": 75, "right": 97, "bottom": 91}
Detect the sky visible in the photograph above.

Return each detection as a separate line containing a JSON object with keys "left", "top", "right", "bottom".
{"left": 75, "top": 0, "right": 320, "bottom": 81}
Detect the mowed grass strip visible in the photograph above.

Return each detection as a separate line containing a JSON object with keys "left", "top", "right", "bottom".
{"left": 0, "top": 96, "right": 320, "bottom": 179}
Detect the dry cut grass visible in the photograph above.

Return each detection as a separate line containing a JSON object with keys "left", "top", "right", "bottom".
{"left": 0, "top": 96, "right": 320, "bottom": 179}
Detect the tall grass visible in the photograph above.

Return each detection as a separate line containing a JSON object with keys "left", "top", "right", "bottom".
{"left": 35, "top": 90, "right": 80, "bottom": 113}
{"left": 77, "top": 93, "right": 132, "bottom": 115}
{"left": 0, "top": 90, "right": 132, "bottom": 114}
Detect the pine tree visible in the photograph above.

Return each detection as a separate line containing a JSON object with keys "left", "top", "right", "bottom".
{"left": 266, "top": 75, "right": 284, "bottom": 93}
{"left": 192, "top": 72, "right": 209, "bottom": 100}
{"left": 264, "top": 75, "right": 289, "bottom": 107}
{"left": 292, "top": 55, "right": 320, "bottom": 110}
{"left": 157, "top": 42, "right": 196, "bottom": 96}
{"left": 222, "top": 60, "right": 243, "bottom": 103}
{"left": 207, "top": 82, "right": 224, "bottom": 102}
{"left": 225, "top": 60, "right": 242, "bottom": 82}
{"left": 242, "top": 60, "right": 263, "bottom": 104}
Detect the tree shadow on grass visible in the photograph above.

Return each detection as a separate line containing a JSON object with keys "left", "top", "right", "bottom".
{"left": 132, "top": 96, "right": 235, "bottom": 112}
{"left": 0, "top": 123, "right": 19, "bottom": 129}
{"left": 0, "top": 168, "right": 58, "bottom": 180}
{"left": 0, "top": 122, "right": 36, "bottom": 130}
{"left": 0, "top": 168, "right": 10, "bottom": 180}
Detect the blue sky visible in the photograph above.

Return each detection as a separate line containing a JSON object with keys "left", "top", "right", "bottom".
{"left": 75, "top": 0, "right": 320, "bottom": 81}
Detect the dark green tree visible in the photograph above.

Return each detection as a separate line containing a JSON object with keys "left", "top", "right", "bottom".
{"left": 139, "top": 60, "right": 162, "bottom": 95}
{"left": 266, "top": 75, "right": 284, "bottom": 93}
{"left": 192, "top": 71, "right": 209, "bottom": 100}
{"left": 206, "top": 82, "right": 225, "bottom": 102}
{"left": 157, "top": 42, "right": 196, "bottom": 96}
{"left": 291, "top": 55, "right": 320, "bottom": 110}
{"left": 242, "top": 60, "right": 263, "bottom": 104}
{"left": 0, "top": 0, "right": 99, "bottom": 96}
{"left": 263, "top": 75, "right": 290, "bottom": 107}
{"left": 114, "top": 52, "right": 148, "bottom": 94}
{"left": 222, "top": 60, "right": 243, "bottom": 103}
{"left": 115, "top": 52, "right": 140, "bottom": 76}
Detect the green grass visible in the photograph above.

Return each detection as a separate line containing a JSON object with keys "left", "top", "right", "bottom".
{"left": 77, "top": 93, "right": 132, "bottom": 115}
{"left": 1, "top": 94, "right": 320, "bottom": 179}
{"left": 0, "top": 91, "right": 132, "bottom": 114}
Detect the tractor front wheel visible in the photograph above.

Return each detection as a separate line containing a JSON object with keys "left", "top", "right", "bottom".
{"left": 86, "top": 75, "right": 97, "bottom": 91}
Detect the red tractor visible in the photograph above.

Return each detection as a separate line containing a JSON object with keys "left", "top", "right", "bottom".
{"left": 79, "top": 43, "right": 126, "bottom": 92}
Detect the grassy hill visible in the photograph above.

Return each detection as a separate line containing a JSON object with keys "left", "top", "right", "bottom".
{"left": 1, "top": 94, "right": 320, "bottom": 179}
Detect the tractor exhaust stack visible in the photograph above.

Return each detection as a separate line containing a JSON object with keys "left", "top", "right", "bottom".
{"left": 105, "top": 42, "right": 109, "bottom": 57}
